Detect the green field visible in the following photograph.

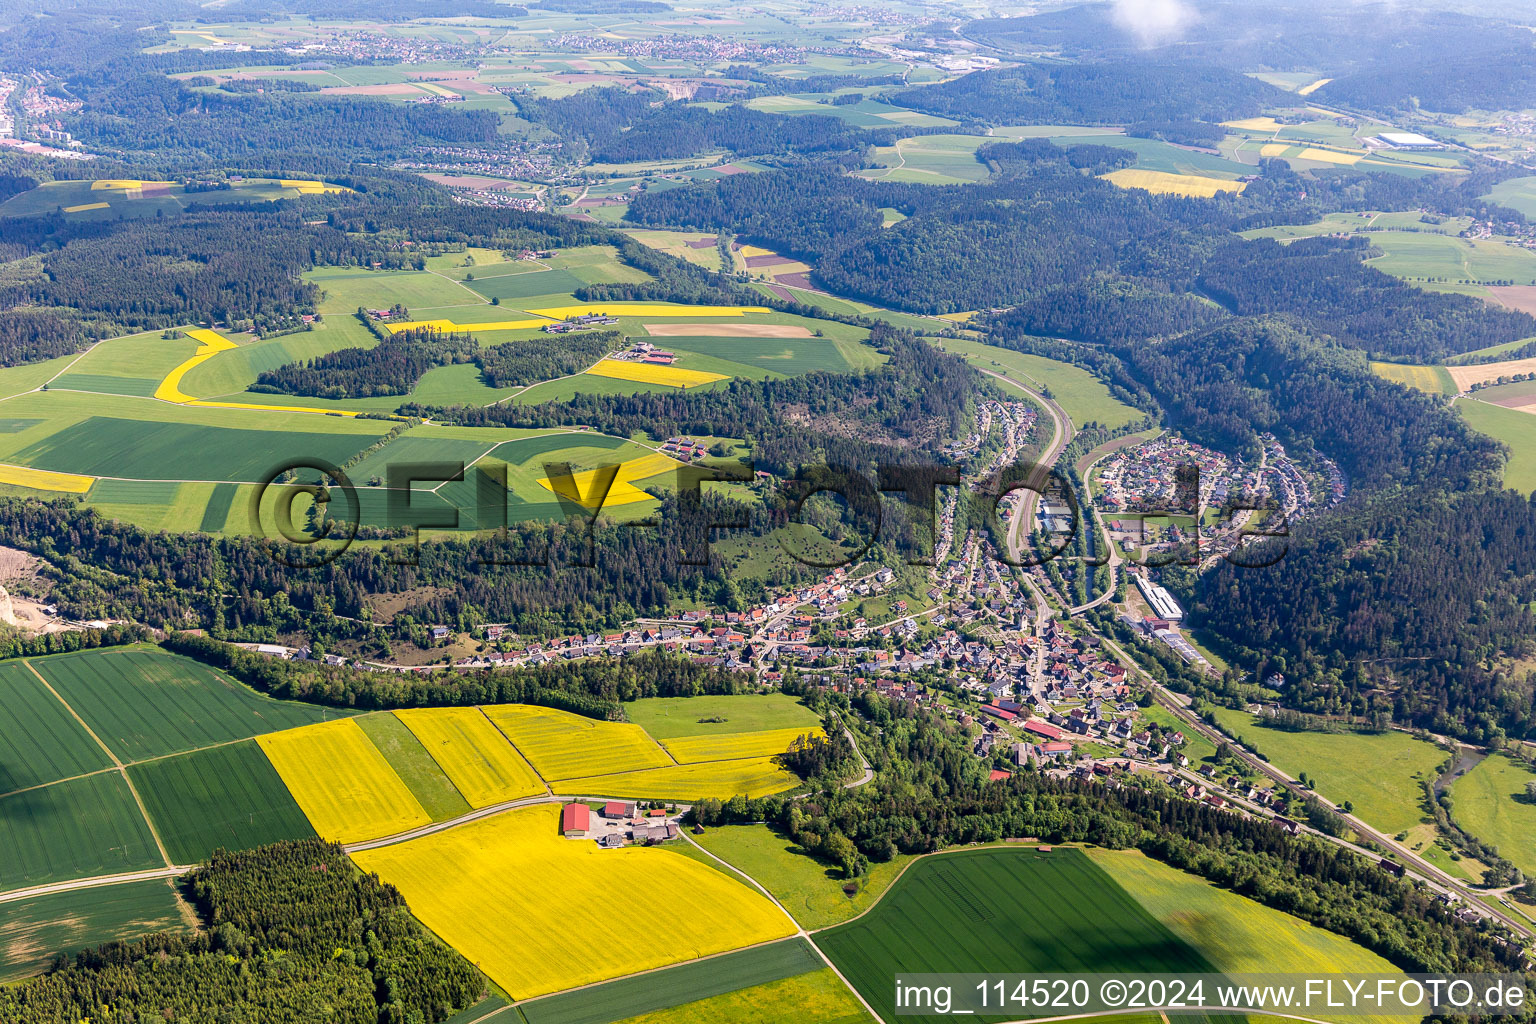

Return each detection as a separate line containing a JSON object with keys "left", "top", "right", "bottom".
{"left": 1447, "top": 753, "right": 1536, "bottom": 877}
{"left": 0, "top": 772, "right": 163, "bottom": 891}
{"left": 936, "top": 336, "right": 1142, "bottom": 430}
{"left": 0, "top": 661, "right": 112, "bottom": 793}
{"left": 625, "top": 694, "right": 822, "bottom": 739}
{"left": 818, "top": 847, "right": 1213, "bottom": 1024}
{"left": 177, "top": 319, "right": 380, "bottom": 399}
{"left": 519, "top": 937, "right": 823, "bottom": 1024}
{"left": 611, "top": 969, "right": 874, "bottom": 1024}
{"left": 1207, "top": 708, "right": 1444, "bottom": 835}
{"left": 1366, "top": 233, "right": 1536, "bottom": 286}
{"left": 692, "top": 823, "right": 913, "bottom": 929}
{"left": 1457, "top": 400, "right": 1536, "bottom": 495}
{"left": 130, "top": 739, "right": 317, "bottom": 863}
{"left": 1089, "top": 849, "right": 1409, "bottom": 996}
{"left": 858, "top": 134, "right": 994, "bottom": 184}
{"left": 354, "top": 712, "right": 473, "bottom": 821}
{"left": 11, "top": 415, "right": 385, "bottom": 483}
{"left": 0, "top": 880, "right": 188, "bottom": 982}
{"left": 1484, "top": 176, "right": 1536, "bottom": 219}
{"left": 30, "top": 648, "right": 343, "bottom": 762}
{"left": 665, "top": 336, "right": 873, "bottom": 377}
{"left": 306, "top": 266, "right": 483, "bottom": 314}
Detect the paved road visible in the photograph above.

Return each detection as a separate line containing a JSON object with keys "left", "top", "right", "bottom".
{"left": 0, "top": 866, "right": 191, "bottom": 906}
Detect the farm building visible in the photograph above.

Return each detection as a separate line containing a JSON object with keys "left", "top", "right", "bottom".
{"left": 601, "top": 800, "right": 637, "bottom": 819}
{"left": 561, "top": 802, "right": 590, "bottom": 837}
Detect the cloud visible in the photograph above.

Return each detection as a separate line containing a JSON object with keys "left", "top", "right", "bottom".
{"left": 1111, "top": 0, "right": 1197, "bottom": 47}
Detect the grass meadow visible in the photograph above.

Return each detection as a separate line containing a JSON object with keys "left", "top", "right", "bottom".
{"left": 1456, "top": 400, "right": 1536, "bottom": 494}
{"left": 1447, "top": 753, "right": 1536, "bottom": 877}
{"left": 1207, "top": 707, "right": 1445, "bottom": 835}
{"left": 625, "top": 693, "right": 822, "bottom": 738}
{"left": 693, "top": 823, "right": 915, "bottom": 930}
{"left": 936, "top": 336, "right": 1143, "bottom": 430}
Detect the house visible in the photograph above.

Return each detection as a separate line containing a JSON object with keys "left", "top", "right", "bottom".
{"left": 600, "top": 800, "right": 636, "bottom": 819}
{"left": 560, "top": 803, "right": 590, "bottom": 837}
{"left": 597, "top": 833, "right": 625, "bottom": 849}
{"left": 430, "top": 625, "right": 450, "bottom": 641}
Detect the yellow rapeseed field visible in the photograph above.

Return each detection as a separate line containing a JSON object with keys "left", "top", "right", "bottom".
{"left": 151, "top": 328, "right": 360, "bottom": 416}
{"left": 1297, "top": 77, "right": 1333, "bottom": 96}
{"left": 278, "top": 179, "right": 352, "bottom": 194}
{"left": 395, "top": 707, "right": 546, "bottom": 806}
{"left": 0, "top": 463, "right": 94, "bottom": 493}
{"left": 661, "top": 727, "right": 823, "bottom": 765}
{"left": 154, "top": 328, "right": 237, "bottom": 403}
{"left": 91, "top": 179, "right": 175, "bottom": 191}
{"left": 584, "top": 358, "right": 729, "bottom": 389}
{"left": 483, "top": 705, "right": 672, "bottom": 781}
{"left": 1296, "top": 147, "right": 1362, "bottom": 165}
{"left": 1101, "top": 169, "right": 1247, "bottom": 198}
{"left": 63, "top": 202, "right": 110, "bottom": 213}
{"left": 937, "top": 310, "right": 978, "bottom": 323}
{"left": 385, "top": 318, "right": 552, "bottom": 333}
{"left": 1259, "top": 143, "right": 1291, "bottom": 157}
{"left": 526, "top": 303, "right": 771, "bottom": 319}
{"left": 257, "top": 718, "right": 432, "bottom": 843}
{"left": 537, "top": 451, "right": 683, "bottom": 509}
{"left": 1369, "top": 361, "right": 1452, "bottom": 395}
{"left": 558, "top": 757, "right": 801, "bottom": 800}
{"left": 352, "top": 805, "right": 796, "bottom": 998}
{"left": 1221, "top": 117, "right": 1286, "bottom": 132}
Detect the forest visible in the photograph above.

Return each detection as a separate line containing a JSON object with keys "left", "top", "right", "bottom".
{"left": 0, "top": 840, "right": 483, "bottom": 1023}
{"left": 885, "top": 62, "right": 1279, "bottom": 126}
{"left": 515, "top": 87, "right": 947, "bottom": 163}
{"left": 255, "top": 326, "right": 480, "bottom": 399}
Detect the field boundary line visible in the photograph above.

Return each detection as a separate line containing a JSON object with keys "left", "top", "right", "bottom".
{"left": 475, "top": 705, "right": 550, "bottom": 796}
{"left": 679, "top": 831, "right": 888, "bottom": 1024}
{"left": 22, "top": 659, "right": 177, "bottom": 870}
{"left": 0, "top": 766, "right": 116, "bottom": 802}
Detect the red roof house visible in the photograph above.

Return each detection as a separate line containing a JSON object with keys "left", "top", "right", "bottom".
{"left": 561, "top": 803, "right": 590, "bottom": 836}
{"left": 1023, "top": 718, "right": 1065, "bottom": 741}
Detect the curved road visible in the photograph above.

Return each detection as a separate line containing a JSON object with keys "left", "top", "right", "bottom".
{"left": 969, "top": 367, "right": 1074, "bottom": 564}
